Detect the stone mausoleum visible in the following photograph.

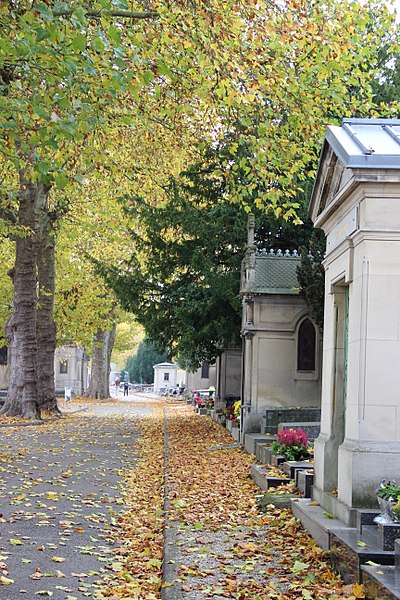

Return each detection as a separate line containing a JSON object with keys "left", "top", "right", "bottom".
{"left": 309, "top": 118, "right": 400, "bottom": 524}
{"left": 240, "top": 214, "right": 322, "bottom": 434}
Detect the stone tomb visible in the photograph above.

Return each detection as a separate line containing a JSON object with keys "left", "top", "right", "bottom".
{"left": 309, "top": 118, "right": 400, "bottom": 525}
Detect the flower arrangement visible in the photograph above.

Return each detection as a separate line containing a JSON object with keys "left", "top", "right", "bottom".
{"left": 271, "top": 428, "right": 309, "bottom": 461}
{"left": 233, "top": 400, "right": 241, "bottom": 423}
{"left": 377, "top": 480, "right": 400, "bottom": 501}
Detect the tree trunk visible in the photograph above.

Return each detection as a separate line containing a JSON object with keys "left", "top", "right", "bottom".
{"left": 1, "top": 177, "right": 48, "bottom": 419}
{"left": 85, "top": 325, "right": 115, "bottom": 399}
{"left": 36, "top": 212, "right": 60, "bottom": 415}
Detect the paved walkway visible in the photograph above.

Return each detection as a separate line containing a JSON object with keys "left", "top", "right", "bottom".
{"left": 0, "top": 401, "right": 147, "bottom": 599}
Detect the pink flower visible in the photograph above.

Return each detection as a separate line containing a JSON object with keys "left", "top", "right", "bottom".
{"left": 277, "top": 428, "right": 308, "bottom": 448}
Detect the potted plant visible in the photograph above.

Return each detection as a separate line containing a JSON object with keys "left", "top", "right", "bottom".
{"left": 271, "top": 428, "right": 309, "bottom": 462}
{"left": 375, "top": 480, "right": 400, "bottom": 524}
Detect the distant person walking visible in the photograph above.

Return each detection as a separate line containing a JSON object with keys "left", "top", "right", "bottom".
{"left": 115, "top": 377, "right": 120, "bottom": 398}
{"left": 124, "top": 381, "right": 129, "bottom": 397}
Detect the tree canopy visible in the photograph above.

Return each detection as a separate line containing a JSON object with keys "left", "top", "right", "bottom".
{"left": 100, "top": 150, "right": 317, "bottom": 369}
{"left": 0, "top": 0, "right": 399, "bottom": 416}
{"left": 125, "top": 338, "right": 168, "bottom": 384}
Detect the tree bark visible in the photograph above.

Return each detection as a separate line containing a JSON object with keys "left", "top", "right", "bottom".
{"left": 1, "top": 176, "right": 48, "bottom": 419}
{"left": 84, "top": 325, "right": 116, "bottom": 400}
{"left": 36, "top": 212, "right": 60, "bottom": 415}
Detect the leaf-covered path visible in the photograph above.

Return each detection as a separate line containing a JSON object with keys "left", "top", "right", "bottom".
{"left": 0, "top": 398, "right": 363, "bottom": 599}
{"left": 0, "top": 401, "right": 151, "bottom": 599}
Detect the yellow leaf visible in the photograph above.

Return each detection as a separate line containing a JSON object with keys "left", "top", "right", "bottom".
{"left": 352, "top": 583, "right": 365, "bottom": 598}
{"left": 0, "top": 576, "right": 14, "bottom": 585}
{"left": 51, "top": 556, "right": 66, "bottom": 563}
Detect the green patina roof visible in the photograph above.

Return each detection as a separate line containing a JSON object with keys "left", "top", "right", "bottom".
{"left": 254, "top": 254, "right": 301, "bottom": 295}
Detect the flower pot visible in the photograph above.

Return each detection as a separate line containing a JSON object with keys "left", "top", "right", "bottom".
{"left": 374, "top": 497, "right": 396, "bottom": 525}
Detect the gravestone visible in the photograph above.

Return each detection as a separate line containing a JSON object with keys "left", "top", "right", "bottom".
{"left": 262, "top": 407, "right": 320, "bottom": 434}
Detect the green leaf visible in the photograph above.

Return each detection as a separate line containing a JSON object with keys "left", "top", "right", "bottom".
{"left": 108, "top": 26, "right": 121, "bottom": 43}
{"left": 157, "top": 63, "right": 174, "bottom": 79}
{"left": 55, "top": 174, "right": 68, "bottom": 189}
{"left": 72, "top": 34, "right": 87, "bottom": 52}
{"left": 36, "top": 3, "right": 54, "bottom": 20}
{"left": 36, "top": 28, "right": 50, "bottom": 42}
{"left": 292, "top": 560, "right": 309, "bottom": 573}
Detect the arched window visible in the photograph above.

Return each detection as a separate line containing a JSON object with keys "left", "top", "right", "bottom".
{"left": 297, "top": 318, "right": 316, "bottom": 371}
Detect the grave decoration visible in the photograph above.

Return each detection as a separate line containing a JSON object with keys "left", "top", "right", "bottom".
{"left": 375, "top": 480, "right": 400, "bottom": 524}
{"left": 271, "top": 427, "right": 309, "bottom": 462}
{"left": 233, "top": 400, "right": 241, "bottom": 424}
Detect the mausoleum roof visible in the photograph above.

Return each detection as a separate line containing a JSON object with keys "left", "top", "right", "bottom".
{"left": 254, "top": 252, "right": 300, "bottom": 295}
{"left": 325, "top": 118, "right": 400, "bottom": 169}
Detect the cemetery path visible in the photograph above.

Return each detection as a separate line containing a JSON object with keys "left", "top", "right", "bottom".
{"left": 0, "top": 400, "right": 153, "bottom": 600}
{"left": 0, "top": 398, "right": 362, "bottom": 599}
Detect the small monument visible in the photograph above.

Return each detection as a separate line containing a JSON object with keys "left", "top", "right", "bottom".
{"left": 309, "top": 118, "right": 400, "bottom": 525}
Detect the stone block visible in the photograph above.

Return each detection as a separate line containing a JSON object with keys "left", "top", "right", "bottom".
{"left": 356, "top": 509, "right": 381, "bottom": 535}
{"left": 378, "top": 522, "right": 400, "bottom": 551}
{"left": 226, "top": 419, "right": 234, "bottom": 432}
{"left": 242, "top": 411, "right": 263, "bottom": 434}
{"left": 257, "top": 444, "right": 271, "bottom": 464}
{"left": 395, "top": 539, "right": 400, "bottom": 586}
{"left": 231, "top": 426, "right": 240, "bottom": 442}
{"left": 297, "top": 470, "right": 314, "bottom": 498}
{"left": 362, "top": 565, "right": 400, "bottom": 600}
{"left": 244, "top": 433, "right": 274, "bottom": 456}
{"left": 282, "top": 461, "right": 313, "bottom": 480}
{"left": 271, "top": 454, "right": 285, "bottom": 466}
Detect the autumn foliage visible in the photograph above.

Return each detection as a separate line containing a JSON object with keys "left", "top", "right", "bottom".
{"left": 100, "top": 404, "right": 366, "bottom": 599}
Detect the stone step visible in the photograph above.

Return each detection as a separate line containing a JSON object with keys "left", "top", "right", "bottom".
{"left": 291, "top": 498, "right": 400, "bottom": 585}
{"left": 290, "top": 497, "right": 351, "bottom": 551}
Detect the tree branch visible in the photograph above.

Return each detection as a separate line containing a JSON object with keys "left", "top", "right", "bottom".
{"left": 53, "top": 8, "right": 158, "bottom": 19}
